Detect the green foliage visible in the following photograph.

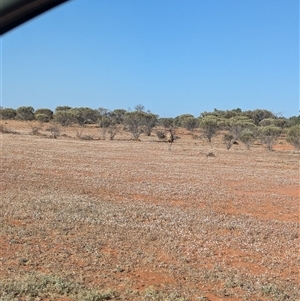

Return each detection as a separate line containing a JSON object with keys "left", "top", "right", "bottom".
{"left": 111, "top": 109, "right": 127, "bottom": 124}
{"left": 227, "top": 116, "right": 256, "bottom": 139}
{"left": 158, "top": 118, "right": 174, "bottom": 128}
{"left": 0, "top": 108, "right": 17, "bottom": 120}
{"left": 243, "top": 109, "right": 275, "bottom": 125}
{"left": 174, "top": 114, "right": 194, "bottom": 127}
{"left": 53, "top": 110, "right": 77, "bottom": 126}
{"left": 200, "top": 108, "right": 242, "bottom": 119}
{"left": 124, "top": 111, "right": 147, "bottom": 139}
{"left": 287, "top": 115, "right": 300, "bottom": 127}
{"left": 223, "top": 133, "right": 234, "bottom": 150}
{"left": 0, "top": 273, "right": 117, "bottom": 301}
{"left": 199, "top": 115, "right": 221, "bottom": 142}
{"left": 143, "top": 286, "right": 187, "bottom": 301}
{"left": 16, "top": 106, "right": 35, "bottom": 121}
{"left": 286, "top": 125, "right": 300, "bottom": 149}
{"left": 35, "top": 114, "right": 50, "bottom": 123}
{"left": 259, "top": 118, "right": 275, "bottom": 127}
{"left": 142, "top": 112, "right": 158, "bottom": 136}
{"left": 35, "top": 108, "right": 53, "bottom": 121}
{"left": 259, "top": 126, "right": 282, "bottom": 150}
{"left": 273, "top": 118, "right": 288, "bottom": 128}
{"left": 73, "top": 107, "right": 99, "bottom": 125}
{"left": 240, "top": 129, "right": 256, "bottom": 149}
{"left": 182, "top": 117, "right": 199, "bottom": 132}
{"left": 55, "top": 106, "right": 73, "bottom": 112}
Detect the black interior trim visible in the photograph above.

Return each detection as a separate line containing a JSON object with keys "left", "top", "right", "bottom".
{"left": 1, "top": 0, "right": 70, "bottom": 35}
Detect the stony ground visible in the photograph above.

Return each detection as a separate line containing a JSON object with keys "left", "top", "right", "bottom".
{"left": 0, "top": 121, "right": 299, "bottom": 300}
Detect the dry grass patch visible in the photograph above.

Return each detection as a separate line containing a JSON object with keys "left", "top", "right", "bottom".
{"left": 0, "top": 124, "right": 299, "bottom": 300}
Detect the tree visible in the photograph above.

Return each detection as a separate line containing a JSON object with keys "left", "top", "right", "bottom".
{"left": 107, "top": 124, "right": 119, "bottom": 140}
{"left": 134, "top": 104, "right": 145, "bottom": 112}
{"left": 111, "top": 109, "right": 127, "bottom": 124}
{"left": 99, "top": 116, "right": 112, "bottom": 139}
{"left": 223, "top": 133, "right": 234, "bottom": 150}
{"left": 16, "top": 106, "right": 35, "bottom": 121}
{"left": 124, "top": 111, "right": 145, "bottom": 140}
{"left": 240, "top": 129, "right": 256, "bottom": 149}
{"left": 97, "top": 107, "right": 112, "bottom": 139}
{"left": 182, "top": 117, "right": 199, "bottom": 133}
{"left": 73, "top": 107, "right": 99, "bottom": 125}
{"left": 243, "top": 109, "right": 275, "bottom": 125}
{"left": 0, "top": 108, "right": 16, "bottom": 120}
{"left": 200, "top": 108, "right": 242, "bottom": 119}
{"left": 36, "top": 114, "right": 50, "bottom": 123}
{"left": 199, "top": 115, "right": 220, "bottom": 142}
{"left": 286, "top": 125, "right": 300, "bottom": 149}
{"left": 174, "top": 114, "right": 194, "bottom": 127}
{"left": 287, "top": 115, "right": 300, "bottom": 127}
{"left": 142, "top": 112, "right": 158, "bottom": 136}
{"left": 227, "top": 116, "right": 255, "bottom": 140}
{"left": 55, "top": 106, "right": 73, "bottom": 112}
{"left": 53, "top": 110, "right": 76, "bottom": 126}
{"left": 259, "top": 126, "right": 282, "bottom": 151}
{"left": 35, "top": 108, "right": 53, "bottom": 122}
{"left": 158, "top": 118, "right": 174, "bottom": 129}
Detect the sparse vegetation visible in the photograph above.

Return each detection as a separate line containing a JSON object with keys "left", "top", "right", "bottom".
{"left": 16, "top": 106, "right": 35, "bottom": 121}
{"left": 0, "top": 124, "right": 19, "bottom": 134}
{"left": 199, "top": 115, "right": 220, "bottom": 142}
{"left": 0, "top": 274, "right": 117, "bottom": 301}
{"left": 286, "top": 125, "right": 300, "bottom": 149}
{"left": 0, "top": 112, "right": 299, "bottom": 300}
{"left": 156, "top": 130, "right": 166, "bottom": 139}
{"left": 47, "top": 122, "right": 61, "bottom": 138}
{"left": 223, "top": 133, "right": 234, "bottom": 149}
{"left": 259, "top": 126, "right": 282, "bottom": 151}
{"left": 240, "top": 129, "right": 256, "bottom": 149}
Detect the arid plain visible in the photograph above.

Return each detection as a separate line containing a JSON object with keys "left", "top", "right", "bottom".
{"left": 1, "top": 121, "right": 299, "bottom": 300}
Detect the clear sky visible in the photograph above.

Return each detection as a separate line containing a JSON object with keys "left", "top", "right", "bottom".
{"left": 1, "top": 0, "right": 299, "bottom": 118}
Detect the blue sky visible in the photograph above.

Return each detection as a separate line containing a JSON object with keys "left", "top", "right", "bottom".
{"left": 1, "top": 0, "right": 299, "bottom": 117}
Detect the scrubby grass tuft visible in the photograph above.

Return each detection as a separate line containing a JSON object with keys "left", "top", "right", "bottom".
{"left": 0, "top": 273, "right": 118, "bottom": 301}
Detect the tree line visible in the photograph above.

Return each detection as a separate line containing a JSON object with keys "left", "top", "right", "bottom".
{"left": 1, "top": 105, "right": 299, "bottom": 150}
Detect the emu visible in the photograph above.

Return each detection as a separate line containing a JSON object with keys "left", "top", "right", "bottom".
{"left": 166, "top": 127, "right": 174, "bottom": 150}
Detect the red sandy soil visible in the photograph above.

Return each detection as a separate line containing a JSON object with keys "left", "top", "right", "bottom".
{"left": 0, "top": 121, "right": 299, "bottom": 300}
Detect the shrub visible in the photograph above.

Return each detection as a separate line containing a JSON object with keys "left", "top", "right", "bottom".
{"left": 47, "top": 123, "right": 61, "bottom": 138}
{"left": 0, "top": 108, "right": 17, "bottom": 120}
{"left": 223, "top": 133, "right": 234, "bottom": 150}
{"left": 35, "top": 108, "right": 53, "bottom": 121}
{"left": 124, "top": 111, "right": 145, "bottom": 140}
{"left": 158, "top": 117, "right": 174, "bottom": 128}
{"left": 0, "top": 124, "right": 19, "bottom": 134}
{"left": 16, "top": 106, "right": 35, "bottom": 121}
{"left": 199, "top": 115, "right": 220, "bottom": 142}
{"left": 36, "top": 113, "right": 50, "bottom": 123}
{"left": 240, "top": 129, "right": 256, "bottom": 149}
{"left": 182, "top": 117, "right": 199, "bottom": 133}
{"left": 156, "top": 130, "right": 166, "bottom": 139}
{"left": 259, "top": 126, "right": 282, "bottom": 151}
{"left": 286, "top": 125, "right": 300, "bottom": 149}
{"left": 53, "top": 110, "right": 76, "bottom": 126}
{"left": 227, "top": 116, "right": 255, "bottom": 140}
{"left": 107, "top": 125, "right": 119, "bottom": 140}
{"left": 28, "top": 123, "right": 41, "bottom": 135}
